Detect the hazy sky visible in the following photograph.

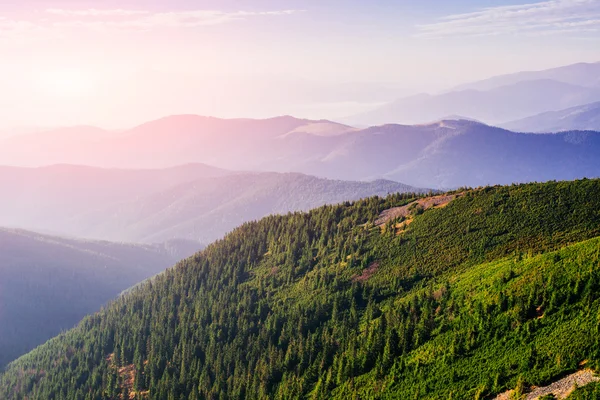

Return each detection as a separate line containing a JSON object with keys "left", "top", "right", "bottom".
{"left": 1, "top": 0, "right": 599, "bottom": 129}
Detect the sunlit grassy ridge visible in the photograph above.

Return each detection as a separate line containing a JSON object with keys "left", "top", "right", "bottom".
{"left": 1, "top": 179, "right": 600, "bottom": 399}
{"left": 339, "top": 236, "right": 600, "bottom": 399}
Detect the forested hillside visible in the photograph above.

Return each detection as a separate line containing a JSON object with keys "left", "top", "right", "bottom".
{"left": 2, "top": 179, "right": 600, "bottom": 399}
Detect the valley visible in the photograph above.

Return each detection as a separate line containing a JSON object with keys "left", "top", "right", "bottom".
{"left": 0, "top": 228, "right": 179, "bottom": 369}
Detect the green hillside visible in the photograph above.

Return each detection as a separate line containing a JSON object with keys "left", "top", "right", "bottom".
{"left": 2, "top": 179, "right": 600, "bottom": 399}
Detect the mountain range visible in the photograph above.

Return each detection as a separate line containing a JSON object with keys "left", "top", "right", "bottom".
{"left": 269, "top": 119, "right": 600, "bottom": 187}
{"left": 503, "top": 101, "right": 600, "bottom": 133}
{"left": 349, "top": 79, "right": 600, "bottom": 126}
{"left": 348, "top": 62, "right": 600, "bottom": 126}
{"left": 67, "top": 172, "right": 423, "bottom": 244}
{"left": 2, "top": 116, "right": 600, "bottom": 189}
{"left": 0, "top": 163, "right": 227, "bottom": 240}
{"left": 0, "top": 228, "right": 179, "bottom": 369}
{"left": 451, "top": 61, "right": 600, "bottom": 92}
{"left": 0, "top": 115, "right": 347, "bottom": 169}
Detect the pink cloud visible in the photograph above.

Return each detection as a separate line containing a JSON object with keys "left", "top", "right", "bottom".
{"left": 44, "top": 8, "right": 303, "bottom": 30}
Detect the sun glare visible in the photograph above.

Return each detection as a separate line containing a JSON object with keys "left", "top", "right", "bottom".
{"left": 37, "top": 68, "right": 94, "bottom": 98}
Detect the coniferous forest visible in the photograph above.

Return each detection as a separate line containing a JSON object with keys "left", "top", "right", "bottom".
{"left": 2, "top": 179, "right": 600, "bottom": 399}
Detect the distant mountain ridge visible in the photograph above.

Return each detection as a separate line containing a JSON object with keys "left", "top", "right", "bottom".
{"left": 348, "top": 79, "right": 600, "bottom": 126}
{"left": 70, "top": 172, "right": 425, "bottom": 244}
{"left": 0, "top": 115, "right": 354, "bottom": 169}
{"left": 1, "top": 116, "right": 599, "bottom": 190}
{"left": 451, "top": 61, "right": 600, "bottom": 92}
{"left": 502, "top": 101, "right": 600, "bottom": 132}
{"left": 0, "top": 163, "right": 231, "bottom": 237}
{"left": 259, "top": 119, "right": 600, "bottom": 188}
{"left": 345, "top": 61, "right": 600, "bottom": 126}
{"left": 0, "top": 167, "right": 424, "bottom": 244}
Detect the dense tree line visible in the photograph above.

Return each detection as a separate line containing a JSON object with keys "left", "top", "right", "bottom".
{"left": 2, "top": 179, "right": 600, "bottom": 399}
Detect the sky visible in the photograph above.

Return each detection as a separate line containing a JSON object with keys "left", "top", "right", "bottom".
{"left": 0, "top": 0, "right": 599, "bottom": 130}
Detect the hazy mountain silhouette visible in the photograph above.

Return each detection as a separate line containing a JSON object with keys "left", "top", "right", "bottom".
{"left": 1, "top": 117, "right": 599, "bottom": 190}
{"left": 502, "top": 101, "right": 600, "bottom": 133}
{"left": 255, "top": 120, "right": 600, "bottom": 188}
{"left": 451, "top": 61, "right": 600, "bottom": 92}
{"left": 0, "top": 163, "right": 230, "bottom": 236}
{"left": 0, "top": 167, "right": 423, "bottom": 244}
{"left": 348, "top": 79, "right": 600, "bottom": 126}
{"left": 0, "top": 115, "right": 354, "bottom": 169}
{"left": 70, "top": 172, "right": 425, "bottom": 244}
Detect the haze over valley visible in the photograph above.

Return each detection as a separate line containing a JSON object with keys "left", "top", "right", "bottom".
{"left": 0, "top": 228, "right": 179, "bottom": 368}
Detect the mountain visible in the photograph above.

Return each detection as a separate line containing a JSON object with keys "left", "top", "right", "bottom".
{"left": 68, "top": 172, "right": 424, "bottom": 244}
{"left": 0, "top": 115, "right": 354, "bottom": 169}
{"left": 2, "top": 179, "right": 600, "bottom": 399}
{"left": 451, "top": 61, "right": 600, "bottom": 92}
{"left": 0, "top": 228, "right": 180, "bottom": 369}
{"left": 502, "top": 101, "right": 600, "bottom": 133}
{"left": 2, "top": 116, "right": 600, "bottom": 190}
{"left": 264, "top": 120, "right": 600, "bottom": 188}
{"left": 0, "top": 163, "right": 231, "bottom": 238}
{"left": 0, "top": 168, "right": 423, "bottom": 244}
{"left": 348, "top": 79, "right": 600, "bottom": 126}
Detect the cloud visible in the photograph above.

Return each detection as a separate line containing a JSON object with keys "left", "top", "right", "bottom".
{"left": 45, "top": 9, "right": 150, "bottom": 17}
{"left": 0, "top": 16, "right": 42, "bottom": 40}
{"left": 416, "top": 0, "right": 600, "bottom": 37}
{"left": 0, "top": 8, "right": 302, "bottom": 40}
{"left": 44, "top": 8, "right": 303, "bottom": 30}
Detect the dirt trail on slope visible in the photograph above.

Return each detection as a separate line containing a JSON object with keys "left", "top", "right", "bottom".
{"left": 493, "top": 369, "right": 599, "bottom": 400}
{"left": 374, "top": 193, "right": 460, "bottom": 227}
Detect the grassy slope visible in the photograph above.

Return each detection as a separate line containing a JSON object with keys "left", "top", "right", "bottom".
{"left": 340, "top": 236, "right": 600, "bottom": 399}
